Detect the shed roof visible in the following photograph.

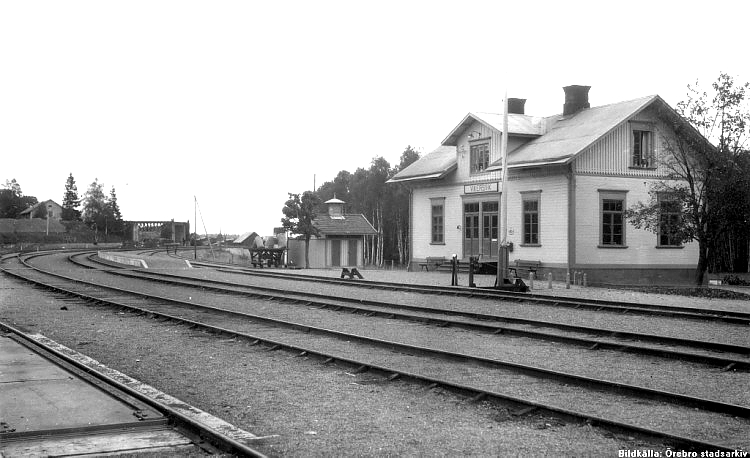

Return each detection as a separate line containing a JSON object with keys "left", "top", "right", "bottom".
{"left": 234, "top": 231, "right": 260, "bottom": 244}
{"left": 313, "top": 214, "right": 377, "bottom": 236}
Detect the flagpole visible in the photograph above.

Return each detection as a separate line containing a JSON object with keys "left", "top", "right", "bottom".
{"left": 496, "top": 91, "right": 510, "bottom": 285}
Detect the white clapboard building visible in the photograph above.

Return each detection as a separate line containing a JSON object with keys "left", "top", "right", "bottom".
{"left": 388, "top": 86, "right": 706, "bottom": 285}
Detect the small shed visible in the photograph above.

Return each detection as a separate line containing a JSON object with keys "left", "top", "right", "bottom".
{"left": 287, "top": 198, "right": 377, "bottom": 268}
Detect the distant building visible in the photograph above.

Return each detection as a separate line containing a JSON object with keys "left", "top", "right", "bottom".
{"left": 287, "top": 198, "right": 377, "bottom": 268}
{"left": 388, "top": 86, "right": 707, "bottom": 285}
{"left": 18, "top": 200, "right": 63, "bottom": 220}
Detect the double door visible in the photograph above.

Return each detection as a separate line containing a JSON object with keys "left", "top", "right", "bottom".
{"left": 331, "top": 238, "right": 358, "bottom": 267}
{"left": 463, "top": 201, "right": 498, "bottom": 259}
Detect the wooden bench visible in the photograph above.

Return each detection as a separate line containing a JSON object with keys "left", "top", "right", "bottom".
{"left": 419, "top": 256, "right": 446, "bottom": 271}
{"left": 508, "top": 259, "right": 541, "bottom": 278}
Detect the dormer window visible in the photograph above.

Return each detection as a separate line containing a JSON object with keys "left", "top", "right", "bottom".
{"left": 630, "top": 122, "right": 655, "bottom": 168}
{"left": 470, "top": 143, "right": 489, "bottom": 174}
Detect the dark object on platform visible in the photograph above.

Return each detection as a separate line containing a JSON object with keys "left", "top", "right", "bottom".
{"left": 341, "top": 268, "right": 363, "bottom": 279}
{"left": 486, "top": 277, "right": 529, "bottom": 292}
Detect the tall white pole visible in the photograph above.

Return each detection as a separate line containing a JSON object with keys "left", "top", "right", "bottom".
{"left": 496, "top": 91, "right": 510, "bottom": 284}
{"left": 500, "top": 90, "right": 509, "bottom": 246}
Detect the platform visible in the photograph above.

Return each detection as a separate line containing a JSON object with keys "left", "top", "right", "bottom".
{"left": 0, "top": 333, "right": 194, "bottom": 456}
{"left": 98, "top": 250, "right": 193, "bottom": 269}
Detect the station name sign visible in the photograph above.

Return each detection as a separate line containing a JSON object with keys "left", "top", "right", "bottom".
{"left": 464, "top": 182, "right": 499, "bottom": 194}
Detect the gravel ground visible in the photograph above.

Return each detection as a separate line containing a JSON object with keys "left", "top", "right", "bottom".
{"left": 0, "top": 274, "right": 665, "bottom": 457}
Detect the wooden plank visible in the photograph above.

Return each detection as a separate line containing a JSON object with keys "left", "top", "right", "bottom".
{"left": 0, "top": 428, "right": 194, "bottom": 457}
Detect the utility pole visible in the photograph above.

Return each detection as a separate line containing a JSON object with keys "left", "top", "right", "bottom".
{"left": 193, "top": 196, "right": 198, "bottom": 261}
{"left": 496, "top": 92, "right": 510, "bottom": 286}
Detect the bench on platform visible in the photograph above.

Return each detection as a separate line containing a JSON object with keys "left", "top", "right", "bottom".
{"left": 419, "top": 256, "right": 447, "bottom": 271}
{"left": 341, "top": 267, "right": 364, "bottom": 279}
{"left": 508, "top": 259, "right": 541, "bottom": 278}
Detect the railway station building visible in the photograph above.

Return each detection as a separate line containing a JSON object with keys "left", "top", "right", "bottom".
{"left": 388, "top": 86, "right": 706, "bottom": 286}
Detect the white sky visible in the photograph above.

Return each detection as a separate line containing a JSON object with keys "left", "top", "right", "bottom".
{"left": 2, "top": 1, "right": 748, "bottom": 235}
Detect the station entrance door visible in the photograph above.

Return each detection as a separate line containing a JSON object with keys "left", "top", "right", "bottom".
{"left": 463, "top": 201, "right": 498, "bottom": 259}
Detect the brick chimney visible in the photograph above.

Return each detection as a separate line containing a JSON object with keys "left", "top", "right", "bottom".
{"left": 563, "top": 85, "right": 591, "bottom": 115}
{"left": 507, "top": 98, "right": 526, "bottom": 115}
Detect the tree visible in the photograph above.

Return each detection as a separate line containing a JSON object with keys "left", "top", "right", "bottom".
{"left": 104, "top": 186, "right": 124, "bottom": 237}
{"left": 626, "top": 73, "right": 750, "bottom": 285}
{"left": 0, "top": 179, "right": 38, "bottom": 218}
{"left": 0, "top": 179, "right": 23, "bottom": 218}
{"left": 315, "top": 170, "right": 352, "bottom": 210}
{"left": 388, "top": 146, "right": 421, "bottom": 265}
{"left": 61, "top": 173, "right": 81, "bottom": 221}
{"left": 82, "top": 178, "right": 107, "bottom": 238}
{"left": 281, "top": 191, "right": 321, "bottom": 268}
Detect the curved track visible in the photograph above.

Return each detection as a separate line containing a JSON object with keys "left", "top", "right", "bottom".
{"left": 3, "top": 250, "right": 750, "bottom": 452}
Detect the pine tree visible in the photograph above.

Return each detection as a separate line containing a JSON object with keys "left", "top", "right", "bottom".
{"left": 61, "top": 173, "right": 81, "bottom": 221}
{"left": 106, "top": 186, "right": 124, "bottom": 236}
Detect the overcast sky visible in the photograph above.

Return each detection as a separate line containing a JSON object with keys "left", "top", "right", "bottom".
{"left": 2, "top": 1, "right": 748, "bottom": 235}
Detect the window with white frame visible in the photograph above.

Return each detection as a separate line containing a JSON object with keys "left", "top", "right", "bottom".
{"left": 470, "top": 143, "right": 489, "bottom": 174}
{"left": 431, "top": 198, "right": 445, "bottom": 244}
{"left": 521, "top": 191, "right": 541, "bottom": 245}
{"left": 631, "top": 122, "right": 655, "bottom": 168}
{"left": 599, "top": 190, "right": 627, "bottom": 247}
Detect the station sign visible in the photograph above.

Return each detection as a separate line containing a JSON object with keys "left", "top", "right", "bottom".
{"left": 464, "top": 182, "right": 499, "bottom": 194}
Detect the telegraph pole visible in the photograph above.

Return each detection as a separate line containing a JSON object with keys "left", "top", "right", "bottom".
{"left": 496, "top": 92, "right": 510, "bottom": 286}
{"left": 193, "top": 196, "right": 198, "bottom": 261}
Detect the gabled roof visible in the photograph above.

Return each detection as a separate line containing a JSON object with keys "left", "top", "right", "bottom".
{"left": 387, "top": 145, "right": 457, "bottom": 184}
{"left": 442, "top": 112, "right": 544, "bottom": 146}
{"left": 18, "top": 199, "right": 61, "bottom": 217}
{"left": 313, "top": 213, "right": 377, "bottom": 236}
{"left": 388, "top": 94, "right": 702, "bottom": 184}
{"left": 234, "top": 231, "right": 260, "bottom": 244}
{"left": 491, "top": 95, "right": 659, "bottom": 169}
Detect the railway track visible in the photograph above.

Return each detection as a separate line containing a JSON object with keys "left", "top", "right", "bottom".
{"left": 77, "top": 252, "right": 750, "bottom": 371}
{"left": 2, "top": 250, "right": 750, "bottom": 451}
{"left": 185, "top": 257, "right": 750, "bottom": 325}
